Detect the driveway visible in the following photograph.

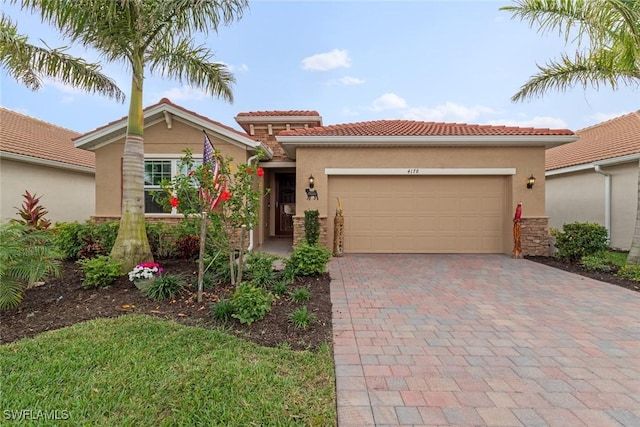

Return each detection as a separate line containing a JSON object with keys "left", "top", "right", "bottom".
{"left": 329, "top": 254, "right": 640, "bottom": 427}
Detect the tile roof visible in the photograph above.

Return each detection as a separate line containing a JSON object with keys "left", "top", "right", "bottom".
{"left": 236, "top": 110, "right": 321, "bottom": 117}
{"left": 0, "top": 107, "right": 93, "bottom": 169}
{"left": 278, "top": 119, "right": 575, "bottom": 137}
{"left": 546, "top": 110, "right": 640, "bottom": 170}
{"left": 76, "top": 97, "right": 252, "bottom": 142}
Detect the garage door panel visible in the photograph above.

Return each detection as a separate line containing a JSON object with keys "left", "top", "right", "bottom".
{"left": 329, "top": 175, "right": 506, "bottom": 253}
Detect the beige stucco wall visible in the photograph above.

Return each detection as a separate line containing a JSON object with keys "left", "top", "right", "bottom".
{"left": 0, "top": 158, "right": 95, "bottom": 223}
{"left": 94, "top": 118, "right": 250, "bottom": 217}
{"left": 546, "top": 161, "right": 638, "bottom": 250}
{"left": 293, "top": 145, "right": 546, "bottom": 254}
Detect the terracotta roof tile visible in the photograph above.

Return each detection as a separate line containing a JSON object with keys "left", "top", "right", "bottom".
{"left": 76, "top": 98, "right": 253, "bottom": 142}
{"left": 236, "top": 110, "right": 320, "bottom": 117}
{"left": 546, "top": 110, "right": 640, "bottom": 170}
{"left": 0, "top": 107, "right": 93, "bottom": 169}
{"left": 278, "top": 119, "right": 574, "bottom": 137}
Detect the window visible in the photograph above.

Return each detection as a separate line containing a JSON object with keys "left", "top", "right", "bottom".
{"left": 144, "top": 157, "right": 201, "bottom": 214}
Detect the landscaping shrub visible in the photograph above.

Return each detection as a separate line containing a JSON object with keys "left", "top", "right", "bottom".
{"left": 143, "top": 274, "right": 185, "bottom": 301}
{"left": 580, "top": 253, "right": 614, "bottom": 272}
{"left": 231, "top": 283, "right": 274, "bottom": 325}
{"left": 77, "top": 256, "right": 122, "bottom": 289}
{"left": 290, "top": 287, "right": 311, "bottom": 304}
{"left": 554, "top": 222, "right": 608, "bottom": 262}
{"left": 0, "top": 223, "right": 62, "bottom": 310}
{"left": 245, "top": 251, "right": 278, "bottom": 288}
{"left": 93, "top": 221, "right": 119, "bottom": 253}
{"left": 12, "top": 190, "right": 51, "bottom": 230}
{"left": 174, "top": 234, "right": 200, "bottom": 259}
{"left": 211, "top": 298, "right": 235, "bottom": 322}
{"left": 304, "top": 210, "right": 320, "bottom": 245}
{"left": 146, "top": 222, "right": 177, "bottom": 259}
{"left": 285, "top": 242, "right": 331, "bottom": 277}
{"left": 52, "top": 222, "right": 85, "bottom": 259}
{"left": 289, "top": 306, "right": 316, "bottom": 329}
{"left": 77, "top": 236, "right": 105, "bottom": 259}
{"left": 617, "top": 264, "right": 640, "bottom": 282}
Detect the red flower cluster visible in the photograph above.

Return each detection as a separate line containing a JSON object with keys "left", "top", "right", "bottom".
{"left": 220, "top": 190, "right": 231, "bottom": 201}
{"left": 257, "top": 167, "right": 264, "bottom": 177}
{"left": 170, "top": 197, "right": 179, "bottom": 208}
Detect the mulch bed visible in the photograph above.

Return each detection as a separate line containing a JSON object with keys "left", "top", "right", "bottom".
{"left": 0, "top": 258, "right": 333, "bottom": 351}
{"left": 526, "top": 256, "right": 640, "bottom": 294}
{"left": 3, "top": 255, "right": 638, "bottom": 349}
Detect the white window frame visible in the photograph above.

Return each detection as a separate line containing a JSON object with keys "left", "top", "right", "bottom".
{"left": 144, "top": 155, "right": 202, "bottom": 215}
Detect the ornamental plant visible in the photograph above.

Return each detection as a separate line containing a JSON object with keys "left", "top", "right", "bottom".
{"left": 128, "top": 262, "right": 163, "bottom": 282}
{"left": 13, "top": 190, "right": 51, "bottom": 230}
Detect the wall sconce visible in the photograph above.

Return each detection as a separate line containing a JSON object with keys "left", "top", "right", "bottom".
{"left": 306, "top": 174, "right": 318, "bottom": 200}
{"left": 526, "top": 175, "right": 536, "bottom": 189}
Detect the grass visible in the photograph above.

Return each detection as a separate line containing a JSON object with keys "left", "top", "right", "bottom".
{"left": 1, "top": 315, "right": 336, "bottom": 426}
{"left": 603, "top": 250, "right": 628, "bottom": 267}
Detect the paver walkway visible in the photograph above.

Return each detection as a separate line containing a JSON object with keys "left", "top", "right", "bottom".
{"left": 329, "top": 254, "right": 640, "bottom": 427}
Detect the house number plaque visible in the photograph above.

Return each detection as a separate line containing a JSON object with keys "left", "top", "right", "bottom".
{"left": 407, "top": 168, "right": 420, "bottom": 174}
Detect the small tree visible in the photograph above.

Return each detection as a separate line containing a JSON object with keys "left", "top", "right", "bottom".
{"left": 304, "top": 210, "right": 320, "bottom": 245}
{"left": 12, "top": 190, "right": 51, "bottom": 230}
{"left": 155, "top": 148, "right": 267, "bottom": 300}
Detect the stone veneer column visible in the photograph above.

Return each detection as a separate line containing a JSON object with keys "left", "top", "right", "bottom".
{"left": 520, "top": 216, "right": 550, "bottom": 256}
{"left": 293, "top": 216, "right": 328, "bottom": 248}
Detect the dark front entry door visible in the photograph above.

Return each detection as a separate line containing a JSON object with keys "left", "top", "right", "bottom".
{"left": 275, "top": 173, "right": 295, "bottom": 236}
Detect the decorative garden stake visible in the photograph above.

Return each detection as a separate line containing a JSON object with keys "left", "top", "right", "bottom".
{"left": 512, "top": 201, "right": 523, "bottom": 259}
{"left": 333, "top": 197, "right": 344, "bottom": 257}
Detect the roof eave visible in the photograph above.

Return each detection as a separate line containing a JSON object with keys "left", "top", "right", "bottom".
{"left": 546, "top": 153, "right": 640, "bottom": 176}
{"left": 74, "top": 104, "right": 268, "bottom": 156}
{"left": 276, "top": 135, "right": 578, "bottom": 159}
{"left": 235, "top": 115, "right": 322, "bottom": 124}
{"left": 1, "top": 151, "right": 95, "bottom": 174}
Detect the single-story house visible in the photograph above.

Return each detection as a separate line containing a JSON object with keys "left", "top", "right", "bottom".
{"left": 0, "top": 107, "right": 95, "bottom": 223}
{"left": 546, "top": 110, "right": 640, "bottom": 250}
{"left": 76, "top": 98, "right": 577, "bottom": 256}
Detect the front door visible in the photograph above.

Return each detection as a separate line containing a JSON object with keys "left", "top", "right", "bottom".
{"left": 275, "top": 173, "right": 295, "bottom": 236}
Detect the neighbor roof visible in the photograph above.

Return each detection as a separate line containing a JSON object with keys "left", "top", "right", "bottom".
{"left": 278, "top": 120, "right": 575, "bottom": 137}
{"left": 236, "top": 110, "right": 321, "bottom": 117}
{"left": 546, "top": 110, "right": 640, "bottom": 171}
{"left": 0, "top": 107, "right": 93, "bottom": 170}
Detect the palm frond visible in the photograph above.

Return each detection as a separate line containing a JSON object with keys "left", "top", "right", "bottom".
{"left": 0, "top": 13, "right": 125, "bottom": 101}
{"left": 511, "top": 50, "right": 640, "bottom": 102}
{"left": 147, "top": 37, "right": 235, "bottom": 102}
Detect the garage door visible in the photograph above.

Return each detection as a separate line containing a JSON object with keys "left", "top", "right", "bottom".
{"left": 328, "top": 175, "right": 506, "bottom": 253}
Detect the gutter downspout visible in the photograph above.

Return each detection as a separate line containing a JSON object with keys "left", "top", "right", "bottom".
{"left": 594, "top": 165, "right": 611, "bottom": 242}
{"left": 246, "top": 154, "right": 259, "bottom": 252}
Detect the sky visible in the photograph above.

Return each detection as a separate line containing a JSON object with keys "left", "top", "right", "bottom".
{"left": 1, "top": 0, "right": 637, "bottom": 135}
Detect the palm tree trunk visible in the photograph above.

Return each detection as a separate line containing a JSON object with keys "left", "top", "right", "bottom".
{"left": 627, "top": 159, "right": 640, "bottom": 264}
{"left": 110, "top": 60, "right": 153, "bottom": 272}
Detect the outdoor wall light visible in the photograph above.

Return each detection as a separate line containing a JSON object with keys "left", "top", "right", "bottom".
{"left": 527, "top": 175, "right": 536, "bottom": 189}
{"left": 306, "top": 174, "right": 318, "bottom": 200}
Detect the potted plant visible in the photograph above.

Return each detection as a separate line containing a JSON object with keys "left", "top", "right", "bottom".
{"left": 128, "top": 262, "right": 163, "bottom": 291}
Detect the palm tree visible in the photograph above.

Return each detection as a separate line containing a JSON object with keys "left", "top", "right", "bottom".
{"left": 0, "top": 13, "right": 124, "bottom": 100}
{"left": 17, "top": 0, "right": 248, "bottom": 272}
{"left": 501, "top": 0, "right": 640, "bottom": 264}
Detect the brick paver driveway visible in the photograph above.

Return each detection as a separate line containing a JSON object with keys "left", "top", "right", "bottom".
{"left": 329, "top": 254, "right": 640, "bottom": 427}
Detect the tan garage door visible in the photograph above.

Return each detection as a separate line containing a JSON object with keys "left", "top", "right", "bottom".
{"left": 328, "top": 175, "right": 506, "bottom": 253}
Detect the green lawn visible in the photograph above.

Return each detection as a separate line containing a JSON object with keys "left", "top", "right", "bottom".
{"left": 1, "top": 315, "right": 336, "bottom": 426}
{"left": 604, "top": 250, "right": 628, "bottom": 267}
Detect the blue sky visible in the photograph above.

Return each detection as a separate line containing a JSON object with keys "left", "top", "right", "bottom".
{"left": 1, "top": 0, "right": 637, "bottom": 135}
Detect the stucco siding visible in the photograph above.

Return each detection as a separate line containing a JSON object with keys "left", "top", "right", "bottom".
{"left": 94, "top": 119, "right": 250, "bottom": 217}
{"left": 294, "top": 145, "right": 546, "bottom": 255}
{"left": 546, "top": 161, "right": 637, "bottom": 250}
{"left": 1, "top": 158, "right": 95, "bottom": 223}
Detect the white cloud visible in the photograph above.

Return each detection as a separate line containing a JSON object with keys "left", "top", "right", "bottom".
{"left": 301, "top": 49, "right": 351, "bottom": 71}
{"left": 328, "top": 76, "right": 365, "bottom": 86}
{"left": 486, "top": 116, "right": 569, "bottom": 129}
{"left": 46, "top": 79, "right": 85, "bottom": 95}
{"left": 371, "top": 93, "right": 407, "bottom": 111}
{"left": 219, "top": 62, "right": 249, "bottom": 73}
{"left": 403, "top": 102, "right": 497, "bottom": 123}
{"left": 157, "top": 85, "right": 208, "bottom": 101}
{"left": 341, "top": 107, "right": 360, "bottom": 117}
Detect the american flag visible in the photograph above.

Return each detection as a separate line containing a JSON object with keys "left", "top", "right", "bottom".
{"left": 200, "top": 132, "right": 226, "bottom": 210}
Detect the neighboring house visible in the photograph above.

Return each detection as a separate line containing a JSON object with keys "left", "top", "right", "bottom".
{"left": 0, "top": 107, "right": 95, "bottom": 224}
{"left": 546, "top": 111, "right": 640, "bottom": 250}
{"left": 77, "top": 98, "right": 576, "bottom": 256}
